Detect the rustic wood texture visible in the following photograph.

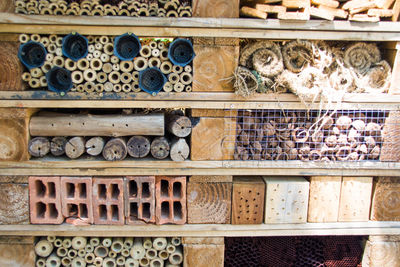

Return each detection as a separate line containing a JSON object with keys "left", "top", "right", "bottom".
{"left": 0, "top": 108, "right": 34, "bottom": 161}
{"left": 170, "top": 138, "right": 190, "bottom": 162}
{"left": 0, "top": 41, "right": 25, "bottom": 91}
{"left": 183, "top": 244, "right": 224, "bottom": 267}
{"left": 127, "top": 136, "right": 151, "bottom": 158}
{"left": 0, "top": 0, "right": 14, "bottom": 13}
{"left": 50, "top": 137, "right": 67, "bottom": 156}
{"left": 387, "top": 42, "right": 400, "bottom": 94}
{"left": 371, "top": 177, "right": 400, "bottom": 221}
{"left": 187, "top": 182, "right": 232, "bottom": 224}
{"left": 193, "top": 44, "right": 239, "bottom": 92}
{"left": 190, "top": 175, "right": 233, "bottom": 183}
{"left": 103, "top": 137, "right": 128, "bottom": 161}
{"left": 85, "top": 136, "right": 105, "bottom": 156}
{"left": 191, "top": 117, "right": 236, "bottom": 160}
{"left": 0, "top": 183, "right": 29, "bottom": 224}
{"left": 182, "top": 237, "right": 224, "bottom": 245}
{"left": 28, "top": 137, "right": 50, "bottom": 157}
{"left": 192, "top": 0, "right": 239, "bottom": 17}
{"left": 0, "top": 176, "right": 29, "bottom": 183}
{"left": 0, "top": 243, "right": 35, "bottom": 267}
{"left": 338, "top": 177, "right": 373, "bottom": 222}
{"left": 150, "top": 137, "right": 170, "bottom": 159}
{"left": 363, "top": 240, "right": 400, "bottom": 267}
{"left": 308, "top": 176, "right": 341, "bottom": 223}
{"left": 380, "top": 111, "right": 400, "bottom": 162}
{"left": 232, "top": 176, "right": 265, "bottom": 224}
{"left": 191, "top": 109, "right": 238, "bottom": 118}
{"left": 29, "top": 113, "right": 164, "bottom": 137}
{"left": 166, "top": 115, "right": 192, "bottom": 138}
{"left": 264, "top": 176, "right": 309, "bottom": 224}
{"left": 65, "top": 136, "right": 85, "bottom": 159}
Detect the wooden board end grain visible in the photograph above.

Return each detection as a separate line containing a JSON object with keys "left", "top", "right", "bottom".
{"left": 183, "top": 244, "right": 225, "bottom": 267}
{"left": 0, "top": 0, "right": 14, "bottom": 13}
{"left": 191, "top": 117, "right": 236, "bottom": 160}
{"left": 0, "top": 243, "right": 35, "bottom": 267}
{"left": 0, "top": 41, "right": 25, "bottom": 91}
{"left": 0, "top": 183, "right": 29, "bottom": 225}
{"left": 370, "top": 176, "right": 400, "bottom": 221}
{"left": 190, "top": 175, "right": 233, "bottom": 183}
{"left": 308, "top": 176, "right": 341, "bottom": 223}
{"left": 338, "top": 177, "right": 373, "bottom": 222}
{"left": 388, "top": 42, "right": 400, "bottom": 94}
{"left": 380, "top": 110, "right": 400, "bottom": 162}
{"left": 362, "top": 239, "right": 400, "bottom": 267}
{"left": 192, "top": 0, "right": 239, "bottom": 18}
{"left": 182, "top": 237, "right": 224, "bottom": 245}
{"left": 191, "top": 109, "right": 237, "bottom": 118}
{"left": 192, "top": 44, "right": 239, "bottom": 92}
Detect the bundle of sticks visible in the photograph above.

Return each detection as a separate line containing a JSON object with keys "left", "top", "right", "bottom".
{"left": 15, "top": 0, "right": 192, "bottom": 17}
{"left": 240, "top": 0, "right": 400, "bottom": 22}
{"left": 28, "top": 111, "right": 192, "bottom": 162}
{"left": 35, "top": 236, "right": 183, "bottom": 267}
{"left": 234, "top": 109, "right": 385, "bottom": 162}
{"left": 19, "top": 33, "right": 193, "bottom": 94}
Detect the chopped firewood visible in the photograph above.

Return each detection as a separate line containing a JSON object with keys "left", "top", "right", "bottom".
{"left": 392, "top": 0, "right": 400, "bottom": 21}
{"left": 375, "top": 0, "right": 395, "bottom": 9}
{"left": 282, "top": 0, "right": 310, "bottom": 8}
{"left": 349, "top": 2, "right": 377, "bottom": 14}
{"left": 310, "top": 6, "right": 335, "bottom": 19}
{"left": 242, "top": 0, "right": 282, "bottom": 4}
{"left": 349, "top": 13, "right": 380, "bottom": 21}
{"left": 255, "top": 3, "right": 287, "bottom": 14}
{"left": 367, "top": 8, "right": 394, "bottom": 16}
{"left": 278, "top": 7, "right": 311, "bottom": 19}
{"left": 319, "top": 4, "right": 348, "bottom": 18}
{"left": 312, "top": 0, "right": 340, "bottom": 8}
{"left": 240, "top": 6, "right": 268, "bottom": 19}
{"left": 343, "top": 0, "right": 376, "bottom": 10}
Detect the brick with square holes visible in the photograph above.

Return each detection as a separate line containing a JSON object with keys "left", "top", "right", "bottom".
{"left": 29, "top": 176, "right": 63, "bottom": 224}
{"left": 125, "top": 176, "right": 156, "bottom": 224}
{"left": 92, "top": 177, "right": 124, "bottom": 225}
{"left": 61, "top": 176, "right": 93, "bottom": 224}
{"left": 155, "top": 176, "right": 187, "bottom": 225}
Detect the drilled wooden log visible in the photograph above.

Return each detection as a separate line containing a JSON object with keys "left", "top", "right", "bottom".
{"left": 50, "top": 137, "right": 67, "bottom": 156}
{"left": 166, "top": 115, "right": 192, "bottom": 138}
{"left": 28, "top": 137, "right": 50, "bottom": 157}
{"left": 170, "top": 138, "right": 190, "bottom": 162}
{"left": 29, "top": 113, "right": 164, "bottom": 137}
{"left": 85, "top": 137, "right": 105, "bottom": 156}
{"left": 103, "top": 137, "right": 128, "bottom": 161}
{"left": 65, "top": 136, "right": 86, "bottom": 159}
{"left": 150, "top": 137, "right": 170, "bottom": 159}
{"left": 0, "top": 41, "right": 25, "bottom": 91}
{"left": 127, "top": 136, "right": 151, "bottom": 158}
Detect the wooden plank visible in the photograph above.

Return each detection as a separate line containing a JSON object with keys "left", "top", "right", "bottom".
{"left": 191, "top": 117, "right": 236, "bottom": 160}
{"left": 308, "top": 176, "right": 341, "bottom": 223}
{"left": 368, "top": 8, "right": 394, "bottom": 17}
{"left": 369, "top": 235, "right": 400, "bottom": 242}
{"left": 380, "top": 111, "right": 400, "bottom": 161}
{"left": 0, "top": 236, "right": 34, "bottom": 244}
{"left": 187, "top": 182, "right": 232, "bottom": 224}
{"left": 0, "top": 176, "right": 28, "bottom": 183}
{"left": 310, "top": 6, "right": 335, "bottom": 20}
{"left": 192, "top": 37, "right": 239, "bottom": 46}
{"left": 393, "top": 0, "right": 400, "bottom": 21}
{"left": 192, "top": 0, "right": 240, "bottom": 18}
{"left": 389, "top": 43, "right": 400, "bottom": 94}
{"left": 0, "top": 222, "right": 400, "bottom": 237}
{"left": 191, "top": 109, "right": 237, "bottom": 117}
{"left": 0, "top": 183, "right": 29, "bottom": 224}
{"left": 0, "top": 41, "right": 25, "bottom": 91}
{"left": 240, "top": 6, "right": 268, "bottom": 19}
{"left": 282, "top": 0, "right": 310, "bottom": 8}
{"left": 0, "top": 0, "right": 14, "bottom": 13}
{"left": 264, "top": 176, "right": 309, "bottom": 224}
{"left": 312, "top": 0, "right": 340, "bottom": 8}
{"left": 278, "top": 8, "right": 311, "bottom": 20}
{"left": 255, "top": 4, "right": 287, "bottom": 14}
{"left": 183, "top": 244, "right": 224, "bottom": 267}
{"left": 0, "top": 243, "right": 35, "bottom": 267}
{"left": 182, "top": 237, "right": 224, "bottom": 245}
{"left": 363, "top": 240, "right": 400, "bottom": 267}
{"left": 370, "top": 177, "right": 400, "bottom": 221}
{"left": 232, "top": 176, "right": 265, "bottom": 224}
{"left": 193, "top": 44, "right": 238, "bottom": 92}
{"left": 190, "top": 175, "right": 233, "bottom": 183}
{"left": 338, "top": 177, "right": 373, "bottom": 222}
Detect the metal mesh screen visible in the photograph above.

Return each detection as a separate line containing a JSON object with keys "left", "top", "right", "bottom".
{"left": 224, "top": 109, "right": 400, "bottom": 162}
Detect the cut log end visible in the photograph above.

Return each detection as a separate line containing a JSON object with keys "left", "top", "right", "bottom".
{"left": 50, "top": 137, "right": 67, "bottom": 156}
{"left": 85, "top": 137, "right": 105, "bottom": 156}
{"left": 167, "top": 115, "right": 192, "bottom": 138}
{"left": 127, "top": 136, "right": 151, "bottom": 158}
{"left": 170, "top": 138, "right": 190, "bottom": 162}
{"left": 151, "top": 137, "right": 170, "bottom": 159}
{"left": 65, "top": 137, "right": 86, "bottom": 159}
{"left": 103, "top": 137, "right": 128, "bottom": 161}
{"left": 28, "top": 137, "right": 50, "bottom": 158}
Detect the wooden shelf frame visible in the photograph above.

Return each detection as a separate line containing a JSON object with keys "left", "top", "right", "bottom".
{"left": 0, "top": 92, "right": 399, "bottom": 110}
{"left": 1, "top": 160, "right": 400, "bottom": 176}
{"left": 0, "top": 14, "right": 400, "bottom": 41}
{"left": 0, "top": 222, "right": 399, "bottom": 237}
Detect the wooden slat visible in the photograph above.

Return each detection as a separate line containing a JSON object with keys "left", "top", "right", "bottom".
{"left": 192, "top": 0, "right": 239, "bottom": 18}
{"left": 183, "top": 244, "right": 225, "bottom": 267}
{"left": 0, "top": 222, "right": 400, "bottom": 236}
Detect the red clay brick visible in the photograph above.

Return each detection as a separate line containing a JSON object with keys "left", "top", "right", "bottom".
{"left": 61, "top": 177, "right": 93, "bottom": 225}
{"left": 28, "top": 176, "right": 63, "bottom": 224}
{"left": 155, "top": 176, "right": 187, "bottom": 225}
{"left": 92, "top": 177, "right": 124, "bottom": 225}
{"left": 125, "top": 176, "right": 156, "bottom": 224}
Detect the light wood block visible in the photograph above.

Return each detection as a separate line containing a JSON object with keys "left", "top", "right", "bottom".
{"left": 282, "top": 0, "right": 310, "bottom": 8}
{"left": 183, "top": 237, "right": 224, "bottom": 245}
{"left": 183, "top": 244, "right": 224, "bottom": 267}
{"left": 187, "top": 182, "right": 232, "bottom": 224}
{"left": 232, "top": 176, "right": 265, "bottom": 224}
{"left": 191, "top": 109, "right": 237, "bottom": 118}
{"left": 264, "top": 176, "right": 309, "bottom": 224}
{"left": 0, "top": 0, "right": 14, "bottom": 13}
{"left": 0, "top": 183, "right": 29, "bottom": 224}
{"left": 338, "top": 177, "right": 373, "bottom": 222}
{"left": 192, "top": 0, "right": 239, "bottom": 18}
{"left": 389, "top": 43, "right": 400, "bottom": 94}
{"left": 362, "top": 239, "right": 400, "bottom": 267}
{"left": 392, "top": 0, "right": 400, "bottom": 21}
{"left": 308, "top": 176, "right": 341, "bottom": 223}
{"left": 371, "top": 177, "right": 400, "bottom": 221}
{"left": 0, "top": 41, "right": 25, "bottom": 91}
{"left": 191, "top": 117, "right": 236, "bottom": 161}
{"left": 190, "top": 175, "right": 233, "bottom": 183}
{"left": 0, "top": 243, "right": 35, "bottom": 267}
{"left": 380, "top": 111, "right": 400, "bottom": 161}
{"left": 193, "top": 44, "right": 239, "bottom": 92}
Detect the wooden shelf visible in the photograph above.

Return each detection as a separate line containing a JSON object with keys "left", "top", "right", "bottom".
{"left": 0, "top": 14, "right": 400, "bottom": 40}
{"left": 0, "top": 91, "right": 399, "bottom": 110}
{"left": 0, "top": 222, "right": 399, "bottom": 237}
{"left": 1, "top": 159, "right": 399, "bottom": 176}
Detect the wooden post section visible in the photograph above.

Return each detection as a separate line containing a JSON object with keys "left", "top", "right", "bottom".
{"left": 232, "top": 176, "right": 265, "bottom": 224}
{"left": 193, "top": 38, "right": 239, "bottom": 92}
{"left": 183, "top": 237, "right": 224, "bottom": 267}
{"left": 371, "top": 177, "right": 400, "bottom": 221}
{"left": 308, "top": 176, "right": 341, "bottom": 223}
{"left": 0, "top": 41, "right": 25, "bottom": 91}
{"left": 192, "top": 0, "right": 239, "bottom": 17}
{"left": 363, "top": 236, "right": 400, "bottom": 267}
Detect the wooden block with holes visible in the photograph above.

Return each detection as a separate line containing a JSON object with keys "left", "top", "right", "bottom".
{"left": 193, "top": 38, "right": 239, "bottom": 92}
{"left": 183, "top": 237, "right": 224, "bottom": 267}
{"left": 192, "top": 0, "right": 239, "bottom": 18}
{"left": 263, "top": 177, "right": 309, "bottom": 224}
{"left": 232, "top": 176, "right": 265, "bottom": 224}
{"left": 370, "top": 177, "right": 400, "bottom": 221}
{"left": 191, "top": 117, "right": 236, "bottom": 160}
{"left": 338, "top": 177, "right": 373, "bottom": 222}
{"left": 307, "top": 176, "right": 341, "bottom": 223}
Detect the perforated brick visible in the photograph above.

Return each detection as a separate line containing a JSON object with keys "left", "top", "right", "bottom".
{"left": 125, "top": 176, "right": 155, "bottom": 224}
{"left": 155, "top": 176, "right": 187, "bottom": 225}
{"left": 28, "top": 176, "right": 63, "bottom": 224}
{"left": 92, "top": 177, "right": 124, "bottom": 225}
{"left": 61, "top": 176, "right": 93, "bottom": 224}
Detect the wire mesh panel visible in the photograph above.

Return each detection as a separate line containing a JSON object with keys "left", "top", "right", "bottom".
{"left": 224, "top": 109, "right": 400, "bottom": 162}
